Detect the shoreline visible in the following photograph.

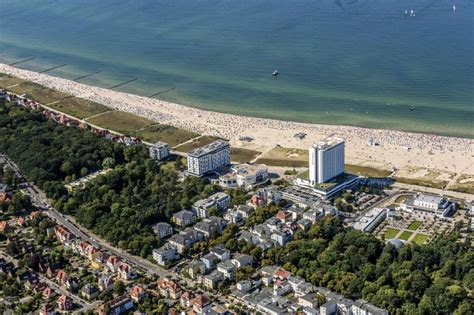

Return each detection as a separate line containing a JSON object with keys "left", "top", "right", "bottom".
{"left": 1, "top": 63, "right": 473, "bottom": 176}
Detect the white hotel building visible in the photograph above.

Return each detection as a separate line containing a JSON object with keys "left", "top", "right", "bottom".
{"left": 149, "top": 141, "right": 170, "bottom": 161}
{"left": 187, "top": 140, "right": 231, "bottom": 176}
{"left": 309, "top": 137, "right": 345, "bottom": 184}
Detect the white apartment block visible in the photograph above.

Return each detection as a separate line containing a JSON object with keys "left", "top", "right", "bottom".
{"left": 152, "top": 247, "right": 179, "bottom": 266}
{"left": 149, "top": 141, "right": 170, "bottom": 161}
{"left": 187, "top": 140, "right": 231, "bottom": 176}
{"left": 309, "top": 137, "right": 345, "bottom": 184}
{"left": 192, "top": 192, "right": 231, "bottom": 218}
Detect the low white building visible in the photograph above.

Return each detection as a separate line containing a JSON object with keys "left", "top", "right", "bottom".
{"left": 401, "top": 194, "right": 455, "bottom": 217}
{"left": 353, "top": 208, "right": 387, "bottom": 233}
{"left": 149, "top": 142, "right": 169, "bottom": 161}
{"left": 218, "top": 163, "right": 269, "bottom": 189}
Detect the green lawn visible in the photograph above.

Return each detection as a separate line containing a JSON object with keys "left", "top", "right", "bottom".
{"left": 87, "top": 111, "right": 156, "bottom": 134}
{"left": 9, "top": 81, "right": 70, "bottom": 104}
{"left": 384, "top": 228, "right": 400, "bottom": 239}
{"left": 48, "top": 97, "right": 111, "bottom": 119}
{"left": 407, "top": 220, "right": 423, "bottom": 231}
{"left": 231, "top": 148, "right": 261, "bottom": 163}
{"left": 345, "top": 164, "right": 391, "bottom": 178}
{"left": 255, "top": 146, "right": 308, "bottom": 168}
{"left": 399, "top": 231, "right": 414, "bottom": 241}
{"left": 412, "top": 233, "right": 430, "bottom": 245}
{"left": 394, "top": 195, "right": 408, "bottom": 204}
{"left": 0, "top": 74, "right": 25, "bottom": 88}
{"left": 394, "top": 176, "right": 448, "bottom": 190}
{"left": 174, "top": 135, "right": 221, "bottom": 152}
{"left": 449, "top": 174, "right": 474, "bottom": 195}
{"left": 135, "top": 124, "right": 199, "bottom": 147}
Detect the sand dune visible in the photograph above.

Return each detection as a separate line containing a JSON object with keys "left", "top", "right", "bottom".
{"left": 1, "top": 63, "right": 472, "bottom": 175}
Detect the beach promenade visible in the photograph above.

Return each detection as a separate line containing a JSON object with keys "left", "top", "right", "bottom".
{"left": 1, "top": 63, "right": 472, "bottom": 177}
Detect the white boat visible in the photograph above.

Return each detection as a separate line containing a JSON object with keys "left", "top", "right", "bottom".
{"left": 453, "top": 5, "right": 456, "bottom": 11}
{"left": 272, "top": 70, "right": 279, "bottom": 76}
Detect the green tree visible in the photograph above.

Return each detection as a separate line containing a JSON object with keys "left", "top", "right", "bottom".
{"left": 114, "top": 281, "right": 126, "bottom": 295}
{"left": 102, "top": 157, "right": 116, "bottom": 169}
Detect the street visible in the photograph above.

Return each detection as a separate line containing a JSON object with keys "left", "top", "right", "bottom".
{"left": 2, "top": 154, "right": 172, "bottom": 279}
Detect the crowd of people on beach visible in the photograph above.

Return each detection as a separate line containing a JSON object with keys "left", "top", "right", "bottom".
{"left": 1, "top": 64, "right": 471, "bottom": 156}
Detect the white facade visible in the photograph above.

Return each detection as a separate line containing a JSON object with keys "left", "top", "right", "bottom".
{"left": 401, "top": 194, "right": 455, "bottom": 218}
{"left": 353, "top": 208, "right": 388, "bottom": 233}
{"left": 192, "top": 192, "right": 231, "bottom": 218}
{"left": 414, "top": 194, "right": 444, "bottom": 210}
{"left": 153, "top": 247, "right": 179, "bottom": 266}
{"left": 219, "top": 163, "right": 269, "bottom": 189}
{"left": 187, "top": 140, "right": 231, "bottom": 176}
{"left": 149, "top": 142, "right": 170, "bottom": 161}
{"left": 309, "top": 137, "right": 345, "bottom": 184}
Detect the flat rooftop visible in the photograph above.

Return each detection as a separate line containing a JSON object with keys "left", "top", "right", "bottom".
{"left": 313, "top": 136, "right": 344, "bottom": 150}
{"left": 232, "top": 163, "right": 267, "bottom": 176}
{"left": 152, "top": 141, "right": 168, "bottom": 147}
{"left": 415, "top": 194, "right": 444, "bottom": 204}
{"left": 188, "top": 140, "right": 229, "bottom": 158}
{"left": 298, "top": 172, "right": 357, "bottom": 191}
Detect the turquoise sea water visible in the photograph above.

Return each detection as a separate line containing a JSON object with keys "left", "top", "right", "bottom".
{"left": 0, "top": 0, "right": 472, "bottom": 138}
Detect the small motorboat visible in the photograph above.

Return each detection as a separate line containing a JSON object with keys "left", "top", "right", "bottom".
{"left": 410, "top": 106, "right": 416, "bottom": 111}
{"left": 272, "top": 70, "right": 279, "bottom": 76}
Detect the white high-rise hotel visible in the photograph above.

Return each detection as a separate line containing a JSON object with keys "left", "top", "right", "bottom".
{"left": 187, "top": 140, "right": 231, "bottom": 176}
{"left": 309, "top": 137, "right": 345, "bottom": 184}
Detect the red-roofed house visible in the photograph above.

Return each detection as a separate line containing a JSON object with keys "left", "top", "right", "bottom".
{"left": 193, "top": 294, "right": 212, "bottom": 314}
{"left": 0, "top": 192, "right": 11, "bottom": 203}
{"left": 180, "top": 291, "right": 195, "bottom": 308}
{"left": 276, "top": 210, "right": 293, "bottom": 223}
{"left": 84, "top": 244, "right": 99, "bottom": 261}
{"left": 43, "top": 286, "right": 54, "bottom": 299}
{"left": 17, "top": 217, "right": 26, "bottom": 227}
{"left": 251, "top": 195, "right": 262, "bottom": 206}
{"left": 130, "top": 284, "right": 147, "bottom": 302}
{"left": 157, "top": 278, "right": 182, "bottom": 299}
{"left": 56, "top": 270, "right": 68, "bottom": 285}
{"left": 106, "top": 255, "right": 121, "bottom": 273}
{"left": 274, "top": 267, "right": 291, "bottom": 280}
{"left": 0, "top": 221, "right": 9, "bottom": 232}
{"left": 117, "top": 262, "right": 136, "bottom": 280}
{"left": 39, "top": 304, "right": 56, "bottom": 315}
{"left": 54, "top": 226, "right": 74, "bottom": 245}
{"left": 56, "top": 295, "right": 73, "bottom": 311}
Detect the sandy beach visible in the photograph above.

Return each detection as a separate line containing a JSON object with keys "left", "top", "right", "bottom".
{"left": 1, "top": 63, "right": 473, "bottom": 176}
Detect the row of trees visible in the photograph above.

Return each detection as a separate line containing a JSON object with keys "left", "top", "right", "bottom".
{"left": 0, "top": 101, "right": 124, "bottom": 198}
